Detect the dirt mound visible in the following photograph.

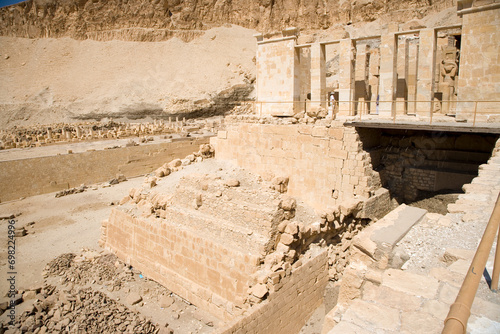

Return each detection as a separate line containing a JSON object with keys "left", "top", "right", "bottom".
{"left": 408, "top": 192, "right": 460, "bottom": 215}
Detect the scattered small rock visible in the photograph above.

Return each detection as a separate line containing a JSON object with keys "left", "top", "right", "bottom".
{"left": 126, "top": 292, "right": 143, "bottom": 305}
{"left": 251, "top": 283, "right": 268, "bottom": 299}
{"left": 160, "top": 295, "right": 174, "bottom": 308}
{"left": 14, "top": 227, "right": 27, "bottom": 237}
{"left": 109, "top": 178, "right": 120, "bottom": 185}
{"left": 225, "top": 178, "right": 240, "bottom": 187}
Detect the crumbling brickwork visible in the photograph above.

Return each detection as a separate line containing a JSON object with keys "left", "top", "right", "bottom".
{"left": 217, "top": 248, "right": 329, "bottom": 334}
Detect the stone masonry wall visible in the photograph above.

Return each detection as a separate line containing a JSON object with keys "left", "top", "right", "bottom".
{"left": 102, "top": 208, "right": 261, "bottom": 321}
{"left": 256, "top": 37, "right": 299, "bottom": 117}
{"left": 0, "top": 137, "right": 208, "bottom": 202}
{"left": 369, "top": 129, "right": 497, "bottom": 202}
{"left": 457, "top": 3, "right": 500, "bottom": 121}
{"left": 217, "top": 248, "right": 329, "bottom": 334}
{"left": 211, "top": 117, "right": 381, "bottom": 211}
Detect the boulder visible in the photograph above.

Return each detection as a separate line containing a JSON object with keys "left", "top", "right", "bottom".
{"left": 168, "top": 159, "right": 182, "bottom": 168}
{"left": 251, "top": 284, "right": 268, "bottom": 299}
{"left": 280, "top": 233, "right": 294, "bottom": 245}
{"left": 280, "top": 197, "right": 296, "bottom": 211}
{"left": 159, "top": 295, "right": 174, "bottom": 308}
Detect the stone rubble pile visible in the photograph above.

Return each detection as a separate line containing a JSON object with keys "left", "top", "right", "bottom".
{"left": 42, "top": 251, "right": 134, "bottom": 288}
{"left": 224, "top": 114, "right": 335, "bottom": 126}
{"left": 0, "top": 285, "right": 160, "bottom": 334}
{"left": 229, "top": 103, "right": 254, "bottom": 115}
{"left": 0, "top": 250, "right": 187, "bottom": 333}
{"left": 0, "top": 118, "right": 221, "bottom": 150}
{"left": 54, "top": 185, "right": 87, "bottom": 198}
{"left": 120, "top": 144, "right": 216, "bottom": 216}
{"left": 54, "top": 174, "right": 127, "bottom": 198}
{"left": 246, "top": 195, "right": 372, "bottom": 305}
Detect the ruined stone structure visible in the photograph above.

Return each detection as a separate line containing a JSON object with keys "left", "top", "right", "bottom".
{"left": 100, "top": 2, "right": 500, "bottom": 333}
{"left": 101, "top": 144, "right": 392, "bottom": 324}
{"left": 213, "top": 117, "right": 384, "bottom": 211}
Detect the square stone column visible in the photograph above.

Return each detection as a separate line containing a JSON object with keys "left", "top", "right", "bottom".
{"left": 310, "top": 43, "right": 326, "bottom": 109}
{"left": 378, "top": 33, "right": 396, "bottom": 117}
{"left": 407, "top": 40, "right": 419, "bottom": 114}
{"left": 416, "top": 28, "right": 435, "bottom": 116}
{"left": 255, "top": 33, "right": 298, "bottom": 117}
{"left": 456, "top": 2, "right": 500, "bottom": 121}
{"left": 338, "top": 39, "right": 356, "bottom": 116}
{"left": 354, "top": 44, "right": 370, "bottom": 115}
{"left": 368, "top": 49, "right": 380, "bottom": 114}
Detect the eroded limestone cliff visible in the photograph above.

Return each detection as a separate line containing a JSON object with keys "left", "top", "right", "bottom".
{"left": 1, "top": 0, "right": 456, "bottom": 41}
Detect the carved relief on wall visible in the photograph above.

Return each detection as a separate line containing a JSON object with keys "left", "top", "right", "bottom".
{"left": 436, "top": 41, "right": 460, "bottom": 114}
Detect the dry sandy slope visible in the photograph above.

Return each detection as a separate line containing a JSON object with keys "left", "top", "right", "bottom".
{"left": 0, "top": 25, "right": 256, "bottom": 128}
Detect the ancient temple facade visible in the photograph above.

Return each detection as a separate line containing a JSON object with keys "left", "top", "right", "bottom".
{"left": 253, "top": 0, "right": 499, "bottom": 123}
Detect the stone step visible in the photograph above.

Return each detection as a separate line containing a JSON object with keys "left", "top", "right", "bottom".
{"left": 172, "top": 187, "right": 278, "bottom": 223}
{"left": 163, "top": 205, "right": 270, "bottom": 255}
{"left": 478, "top": 163, "right": 500, "bottom": 171}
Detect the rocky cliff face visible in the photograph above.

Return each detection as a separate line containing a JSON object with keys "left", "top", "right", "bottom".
{"left": 1, "top": 0, "right": 456, "bottom": 41}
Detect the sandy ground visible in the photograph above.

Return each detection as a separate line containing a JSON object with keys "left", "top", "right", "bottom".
{"left": 0, "top": 25, "right": 256, "bottom": 128}
{"left": 0, "top": 176, "right": 144, "bottom": 290}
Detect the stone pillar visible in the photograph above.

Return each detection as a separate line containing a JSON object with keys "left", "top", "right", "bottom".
{"left": 369, "top": 49, "right": 380, "bottom": 114}
{"left": 407, "top": 40, "right": 419, "bottom": 114}
{"left": 416, "top": 28, "right": 435, "bottom": 116}
{"left": 378, "top": 33, "right": 397, "bottom": 117}
{"left": 310, "top": 43, "right": 326, "bottom": 110}
{"left": 338, "top": 39, "right": 356, "bottom": 116}
{"left": 354, "top": 44, "right": 369, "bottom": 115}
{"left": 455, "top": 2, "right": 500, "bottom": 120}
{"left": 255, "top": 29, "right": 299, "bottom": 116}
{"left": 395, "top": 38, "right": 409, "bottom": 114}
{"left": 76, "top": 127, "right": 82, "bottom": 139}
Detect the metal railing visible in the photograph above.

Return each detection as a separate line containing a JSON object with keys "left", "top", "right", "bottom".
{"left": 442, "top": 193, "right": 500, "bottom": 333}
{"left": 239, "top": 100, "right": 500, "bottom": 127}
